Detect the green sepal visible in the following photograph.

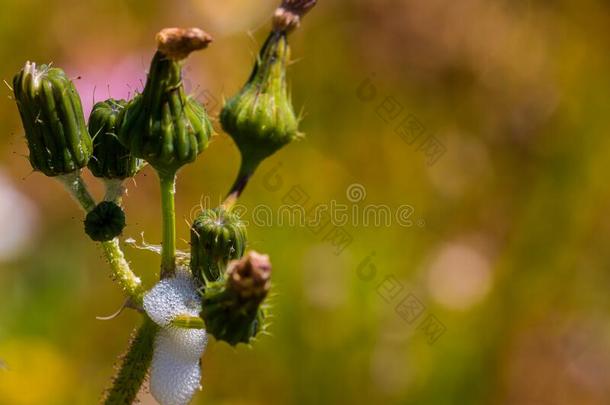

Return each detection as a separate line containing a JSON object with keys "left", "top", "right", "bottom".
{"left": 118, "top": 51, "right": 213, "bottom": 175}
{"left": 190, "top": 206, "right": 247, "bottom": 286}
{"left": 199, "top": 279, "right": 267, "bottom": 346}
{"left": 199, "top": 251, "right": 271, "bottom": 346}
{"left": 220, "top": 32, "right": 299, "bottom": 169}
{"left": 13, "top": 62, "right": 92, "bottom": 177}
{"left": 88, "top": 99, "right": 144, "bottom": 179}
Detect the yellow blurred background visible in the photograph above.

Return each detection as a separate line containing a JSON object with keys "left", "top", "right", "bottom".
{"left": 1, "top": 0, "right": 610, "bottom": 404}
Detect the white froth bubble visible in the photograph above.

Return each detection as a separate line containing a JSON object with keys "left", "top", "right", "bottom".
{"left": 151, "top": 330, "right": 202, "bottom": 405}
{"left": 143, "top": 275, "right": 201, "bottom": 327}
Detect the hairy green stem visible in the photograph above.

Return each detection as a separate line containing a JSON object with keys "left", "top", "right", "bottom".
{"left": 158, "top": 171, "right": 177, "bottom": 278}
{"left": 58, "top": 172, "right": 144, "bottom": 305}
{"left": 103, "top": 317, "right": 158, "bottom": 405}
{"left": 101, "top": 239, "right": 144, "bottom": 306}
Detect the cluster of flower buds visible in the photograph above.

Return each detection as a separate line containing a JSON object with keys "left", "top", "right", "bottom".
{"left": 190, "top": 206, "right": 247, "bottom": 285}
{"left": 12, "top": 63, "right": 135, "bottom": 242}
{"left": 189, "top": 208, "right": 269, "bottom": 346}
{"left": 199, "top": 252, "right": 271, "bottom": 346}
{"left": 11, "top": 0, "right": 317, "bottom": 402}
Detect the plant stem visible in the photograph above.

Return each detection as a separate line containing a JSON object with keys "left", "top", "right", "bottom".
{"left": 60, "top": 173, "right": 151, "bottom": 403}
{"left": 224, "top": 158, "right": 258, "bottom": 208}
{"left": 103, "top": 317, "right": 158, "bottom": 405}
{"left": 158, "top": 171, "right": 177, "bottom": 278}
{"left": 57, "top": 172, "right": 144, "bottom": 305}
{"left": 101, "top": 239, "right": 144, "bottom": 306}
{"left": 59, "top": 171, "right": 96, "bottom": 212}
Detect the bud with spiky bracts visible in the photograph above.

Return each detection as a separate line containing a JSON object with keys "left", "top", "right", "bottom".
{"left": 200, "top": 251, "right": 271, "bottom": 346}
{"left": 119, "top": 28, "right": 214, "bottom": 177}
{"left": 221, "top": 32, "right": 299, "bottom": 198}
{"left": 88, "top": 99, "right": 144, "bottom": 180}
{"left": 190, "top": 206, "right": 247, "bottom": 285}
{"left": 13, "top": 62, "right": 92, "bottom": 177}
{"left": 220, "top": 0, "right": 317, "bottom": 202}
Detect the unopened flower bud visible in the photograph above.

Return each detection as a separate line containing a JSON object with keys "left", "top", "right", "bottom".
{"left": 119, "top": 28, "right": 213, "bottom": 176}
{"left": 88, "top": 99, "right": 143, "bottom": 179}
{"left": 84, "top": 201, "right": 126, "bottom": 242}
{"left": 273, "top": 0, "right": 317, "bottom": 33}
{"left": 190, "top": 206, "right": 247, "bottom": 285}
{"left": 156, "top": 27, "right": 213, "bottom": 61}
{"left": 199, "top": 251, "right": 271, "bottom": 346}
{"left": 220, "top": 32, "right": 299, "bottom": 177}
{"left": 227, "top": 251, "right": 272, "bottom": 300}
{"left": 13, "top": 62, "right": 92, "bottom": 177}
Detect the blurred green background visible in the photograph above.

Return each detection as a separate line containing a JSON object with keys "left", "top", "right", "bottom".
{"left": 1, "top": 0, "right": 610, "bottom": 404}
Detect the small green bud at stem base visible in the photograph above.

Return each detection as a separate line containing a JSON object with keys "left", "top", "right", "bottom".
{"left": 84, "top": 201, "right": 126, "bottom": 242}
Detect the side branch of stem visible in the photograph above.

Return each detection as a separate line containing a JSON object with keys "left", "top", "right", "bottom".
{"left": 57, "top": 171, "right": 144, "bottom": 304}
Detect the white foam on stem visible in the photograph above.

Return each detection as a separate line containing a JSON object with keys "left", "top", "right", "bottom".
{"left": 144, "top": 275, "right": 207, "bottom": 405}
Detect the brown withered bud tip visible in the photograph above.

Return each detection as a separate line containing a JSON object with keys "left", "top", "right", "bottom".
{"left": 156, "top": 27, "right": 213, "bottom": 60}
{"left": 228, "top": 251, "right": 272, "bottom": 299}
{"left": 273, "top": 0, "right": 317, "bottom": 33}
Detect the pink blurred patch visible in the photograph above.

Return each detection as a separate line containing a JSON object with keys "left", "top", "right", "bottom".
{"left": 68, "top": 53, "right": 151, "bottom": 117}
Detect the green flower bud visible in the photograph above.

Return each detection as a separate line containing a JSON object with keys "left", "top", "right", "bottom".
{"left": 220, "top": 32, "right": 299, "bottom": 176}
{"left": 190, "top": 206, "right": 247, "bottom": 285}
{"left": 13, "top": 62, "right": 92, "bottom": 177}
{"left": 119, "top": 29, "right": 213, "bottom": 176}
{"left": 200, "top": 251, "right": 271, "bottom": 346}
{"left": 88, "top": 99, "right": 144, "bottom": 179}
{"left": 84, "top": 201, "right": 126, "bottom": 242}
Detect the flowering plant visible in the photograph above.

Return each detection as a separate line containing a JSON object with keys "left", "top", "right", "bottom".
{"left": 10, "top": 1, "right": 316, "bottom": 404}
